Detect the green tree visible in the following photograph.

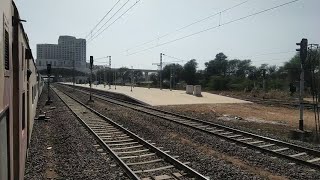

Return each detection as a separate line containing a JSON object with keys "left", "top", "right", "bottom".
{"left": 205, "top": 52, "right": 228, "bottom": 77}
{"left": 162, "top": 63, "right": 183, "bottom": 85}
{"left": 133, "top": 70, "right": 144, "bottom": 82}
{"left": 118, "top": 67, "right": 130, "bottom": 84}
{"left": 183, "top": 59, "right": 198, "bottom": 85}
{"left": 149, "top": 73, "right": 159, "bottom": 86}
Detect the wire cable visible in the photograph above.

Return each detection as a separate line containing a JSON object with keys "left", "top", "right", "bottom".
{"left": 127, "top": 0, "right": 300, "bottom": 56}
{"left": 88, "top": 0, "right": 141, "bottom": 44}
{"left": 85, "top": 0, "right": 122, "bottom": 39}
{"left": 126, "top": 0, "right": 251, "bottom": 52}
{"left": 163, "top": 54, "right": 186, "bottom": 62}
{"left": 87, "top": 0, "right": 131, "bottom": 42}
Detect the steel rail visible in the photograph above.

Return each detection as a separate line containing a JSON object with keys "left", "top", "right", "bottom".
{"left": 52, "top": 85, "right": 209, "bottom": 180}
{"left": 51, "top": 86, "right": 140, "bottom": 179}
{"left": 59, "top": 84, "right": 320, "bottom": 170}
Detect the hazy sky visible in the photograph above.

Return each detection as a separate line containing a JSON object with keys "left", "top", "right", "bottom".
{"left": 15, "top": 0, "right": 320, "bottom": 70}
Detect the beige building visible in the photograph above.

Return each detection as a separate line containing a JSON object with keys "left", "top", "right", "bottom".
{"left": 36, "top": 36, "right": 86, "bottom": 71}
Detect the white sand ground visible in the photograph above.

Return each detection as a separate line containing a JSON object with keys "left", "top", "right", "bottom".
{"left": 63, "top": 83, "right": 250, "bottom": 106}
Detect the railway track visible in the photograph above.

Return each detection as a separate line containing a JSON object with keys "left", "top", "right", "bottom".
{"left": 51, "top": 86, "right": 208, "bottom": 180}
{"left": 241, "top": 98, "right": 316, "bottom": 110}
{"left": 57, "top": 84, "right": 320, "bottom": 171}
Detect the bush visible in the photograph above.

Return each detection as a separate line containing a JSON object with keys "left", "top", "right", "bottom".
{"left": 207, "top": 76, "right": 230, "bottom": 90}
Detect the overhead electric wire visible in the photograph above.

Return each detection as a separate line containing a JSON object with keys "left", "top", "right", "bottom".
{"left": 86, "top": 56, "right": 110, "bottom": 62}
{"left": 88, "top": 0, "right": 141, "bottom": 44}
{"left": 163, "top": 54, "right": 186, "bottom": 62}
{"left": 85, "top": 0, "right": 122, "bottom": 39}
{"left": 232, "top": 50, "right": 296, "bottom": 59}
{"left": 87, "top": 0, "right": 131, "bottom": 42}
{"left": 126, "top": 0, "right": 251, "bottom": 52}
{"left": 127, "top": 0, "right": 300, "bottom": 56}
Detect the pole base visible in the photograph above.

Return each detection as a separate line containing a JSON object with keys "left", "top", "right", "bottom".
{"left": 290, "top": 129, "right": 312, "bottom": 141}
{"left": 299, "top": 119, "right": 304, "bottom": 131}
{"left": 45, "top": 100, "right": 53, "bottom": 105}
{"left": 87, "top": 99, "right": 94, "bottom": 103}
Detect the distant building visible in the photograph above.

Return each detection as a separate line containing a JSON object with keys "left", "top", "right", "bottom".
{"left": 36, "top": 36, "right": 87, "bottom": 72}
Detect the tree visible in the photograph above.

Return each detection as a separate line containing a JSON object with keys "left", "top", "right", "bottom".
{"left": 133, "top": 70, "right": 144, "bottom": 82}
{"left": 149, "top": 73, "right": 159, "bottom": 86}
{"left": 162, "top": 63, "right": 183, "bottom": 85}
{"left": 236, "top": 60, "right": 252, "bottom": 78}
{"left": 118, "top": 67, "right": 130, "bottom": 84}
{"left": 183, "top": 59, "right": 198, "bottom": 85}
{"left": 205, "top": 52, "right": 228, "bottom": 77}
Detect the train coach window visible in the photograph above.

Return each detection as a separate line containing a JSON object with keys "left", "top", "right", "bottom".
{"left": 0, "top": 108, "right": 9, "bottom": 180}
{"left": 4, "top": 30, "right": 10, "bottom": 70}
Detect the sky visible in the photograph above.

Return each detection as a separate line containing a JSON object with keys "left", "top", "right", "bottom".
{"left": 15, "top": 0, "right": 320, "bottom": 70}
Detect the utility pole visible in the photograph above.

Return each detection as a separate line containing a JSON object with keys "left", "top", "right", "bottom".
{"left": 114, "top": 69, "right": 117, "bottom": 90}
{"left": 170, "top": 65, "right": 173, "bottom": 91}
{"left": 104, "top": 64, "right": 106, "bottom": 88}
{"left": 173, "top": 64, "right": 176, "bottom": 90}
{"left": 45, "top": 64, "right": 52, "bottom": 105}
{"left": 95, "top": 71, "right": 97, "bottom": 87}
{"left": 262, "top": 68, "right": 266, "bottom": 92}
{"left": 131, "top": 66, "right": 133, "bottom": 92}
{"left": 296, "top": 38, "right": 308, "bottom": 131}
{"left": 109, "top": 56, "right": 111, "bottom": 89}
{"left": 160, "top": 53, "right": 163, "bottom": 90}
{"left": 72, "top": 52, "right": 75, "bottom": 89}
{"left": 88, "top": 56, "right": 94, "bottom": 103}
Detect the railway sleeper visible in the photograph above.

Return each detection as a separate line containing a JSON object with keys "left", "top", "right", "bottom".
{"left": 105, "top": 139, "right": 134, "bottom": 143}
{"left": 115, "top": 149, "right": 150, "bottom": 155}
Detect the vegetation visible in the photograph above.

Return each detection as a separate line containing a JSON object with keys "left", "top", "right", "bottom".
{"left": 159, "top": 50, "right": 320, "bottom": 94}
{"left": 45, "top": 50, "right": 319, "bottom": 94}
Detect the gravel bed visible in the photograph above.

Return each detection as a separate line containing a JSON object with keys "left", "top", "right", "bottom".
{"left": 58, "top": 85, "right": 320, "bottom": 179}
{"left": 24, "top": 86, "right": 128, "bottom": 180}
{"left": 157, "top": 106, "right": 320, "bottom": 151}
{"left": 56, "top": 86, "right": 263, "bottom": 179}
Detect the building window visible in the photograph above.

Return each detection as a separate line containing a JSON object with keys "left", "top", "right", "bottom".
{"left": 4, "top": 30, "right": 9, "bottom": 70}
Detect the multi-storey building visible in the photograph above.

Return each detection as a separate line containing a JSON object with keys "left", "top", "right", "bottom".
{"left": 36, "top": 36, "right": 86, "bottom": 71}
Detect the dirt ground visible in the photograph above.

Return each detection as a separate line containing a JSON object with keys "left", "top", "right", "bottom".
{"left": 159, "top": 103, "right": 319, "bottom": 140}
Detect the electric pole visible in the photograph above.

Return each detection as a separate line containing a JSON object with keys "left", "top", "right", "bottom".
{"left": 296, "top": 38, "right": 308, "bottom": 131}
{"left": 170, "top": 65, "right": 173, "bottom": 91}
{"left": 160, "top": 53, "right": 163, "bottom": 90}
{"left": 131, "top": 66, "right": 133, "bottom": 92}
{"left": 114, "top": 69, "right": 117, "bottom": 90}
{"left": 72, "top": 52, "right": 75, "bottom": 88}
{"left": 262, "top": 68, "right": 266, "bottom": 93}
{"left": 104, "top": 64, "right": 106, "bottom": 88}
{"left": 45, "top": 64, "right": 52, "bottom": 105}
{"left": 173, "top": 64, "right": 176, "bottom": 90}
{"left": 88, "top": 56, "right": 94, "bottom": 103}
{"left": 109, "top": 56, "right": 111, "bottom": 89}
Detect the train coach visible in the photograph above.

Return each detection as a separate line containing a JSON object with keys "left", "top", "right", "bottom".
{"left": 0, "top": 1, "right": 43, "bottom": 180}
